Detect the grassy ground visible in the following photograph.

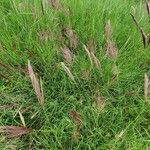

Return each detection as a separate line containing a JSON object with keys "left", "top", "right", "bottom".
{"left": 0, "top": 0, "right": 150, "bottom": 149}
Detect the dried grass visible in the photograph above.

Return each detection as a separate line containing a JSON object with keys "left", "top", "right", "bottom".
{"left": 28, "top": 60, "right": 44, "bottom": 106}
{"left": 61, "top": 47, "right": 73, "bottom": 64}
{"left": 0, "top": 126, "right": 32, "bottom": 138}
{"left": 61, "top": 62, "right": 75, "bottom": 81}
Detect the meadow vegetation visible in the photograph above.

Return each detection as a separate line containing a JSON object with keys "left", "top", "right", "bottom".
{"left": 0, "top": 0, "right": 150, "bottom": 149}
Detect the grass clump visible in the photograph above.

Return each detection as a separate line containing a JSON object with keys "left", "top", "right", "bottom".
{"left": 0, "top": 0, "right": 150, "bottom": 149}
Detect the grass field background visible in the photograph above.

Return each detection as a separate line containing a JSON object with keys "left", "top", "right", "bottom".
{"left": 0, "top": 0, "right": 150, "bottom": 149}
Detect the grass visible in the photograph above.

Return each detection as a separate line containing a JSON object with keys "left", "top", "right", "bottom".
{"left": 0, "top": 0, "right": 150, "bottom": 149}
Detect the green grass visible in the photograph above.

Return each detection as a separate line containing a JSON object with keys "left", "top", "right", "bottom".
{"left": 0, "top": 0, "right": 150, "bottom": 149}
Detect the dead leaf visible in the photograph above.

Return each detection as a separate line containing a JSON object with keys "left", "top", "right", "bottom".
{"left": 61, "top": 47, "right": 73, "bottom": 64}
{"left": 93, "top": 96, "right": 106, "bottom": 111}
{"left": 144, "top": 73, "right": 150, "bottom": 101}
{"left": 87, "top": 39, "right": 96, "bottom": 53}
{"left": 0, "top": 126, "right": 32, "bottom": 138}
{"left": 28, "top": 60, "right": 44, "bottom": 106}
{"left": 106, "top": 41, "right": 117, "bottom": 59}
{"left": 61, "top": 62, "right": 75, "bottom": 81}
{"left": 63, "top": 26, "right": 78, "bottom": 49}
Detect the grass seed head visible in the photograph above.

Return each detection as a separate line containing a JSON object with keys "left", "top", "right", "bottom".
{"left": 63, "top": 27, "right": 78, "bottom": 49}
{"left": 48, "top": 0, "right": 59, "bottom": 10}
{"left": 61, "top": 47, "right": 73, "bottom": 64}
{"left": 69, "top": 110, "right": 82, "bottom": 126}
{"left": 144, "top": 73, "right": 150, "bottom": 101}
{"left": 91, "top": 52, "right": 102, "bottom": 70}
{"left": 93, "top": 96, "right": 106, "bottom": 111}
{"left": 0, "top": 126, "right": 32, "bottom": 138}
{"left": 105, "top": 20, "right": 112, "bottom": 40}
{"left": 106, "top": 41, "right": 117, "bottom": 60}
{"left": 83, "top": 44, "right": 93, "bottom": 65}
{"left": 61, "top": 62, "right": 75, "bottom": 81}
{"left": 87, "top": 38, "right": 96, "bottom": 54}
{"left": 28, "top": 60, "right": 44, "bottom": 106}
